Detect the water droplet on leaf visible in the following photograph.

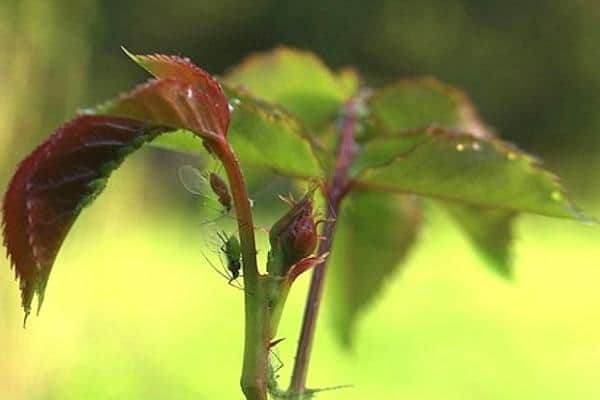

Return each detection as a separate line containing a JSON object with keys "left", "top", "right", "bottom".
{"left": 456, "top": 143, "right": 465, "bottom": 151}
{"left": 228, "top": 98, "right": 241, "bottom": 112}
{"left": 551, "top": 191, "right": 562, "bottom": 201}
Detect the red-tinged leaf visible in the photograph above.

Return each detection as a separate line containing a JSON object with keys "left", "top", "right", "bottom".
{"left": 121, "top": 48, "right": 230, "bottom": 135}
{"left": 2, "top": 115, "right": 168, "bottom": 318}
{"left": 88, "top": 78, "right": 228, "bottom": 140}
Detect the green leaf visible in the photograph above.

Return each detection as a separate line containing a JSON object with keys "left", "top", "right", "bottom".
{"left": 226, "top": 87, "right": 323, "bottom": 178}
{"left": 350, "top": 134, "right": 425, "bottom": 177}
{"left": 327, "top": 191, "right": 422, "bottom": 347}
{"left": 443, "top": 204, "right": 516, "bottom": 277}
{"left": 365, "top": 79, "right": 521, "bottom": 273}
{"left": 336, "top": 67, "right": 361, "bottom": 100}
{"left": 363, "top": 79, "right": 588, "bottom": 272}
{"left": 352, "top": 128, "right": 581, "bottom": 219}
{"left": 368, "top": 77, "right": 490, "bottom": 138}
{"left": 224, "top": 47, "right": 355, "bottom": 129}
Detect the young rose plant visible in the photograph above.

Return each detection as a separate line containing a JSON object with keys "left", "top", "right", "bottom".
{"left": 2, "top": 47, "right": 589, "bottom": 400}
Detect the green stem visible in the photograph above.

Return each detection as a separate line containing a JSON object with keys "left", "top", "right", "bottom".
{"left": 214, "top": 138, "right": 269, "bottom": 400}
{"left": 268, "top": 282, "right": 290, "bottom": 338}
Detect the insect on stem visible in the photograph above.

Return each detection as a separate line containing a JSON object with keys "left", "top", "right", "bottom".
{"left": 216, "top": 230, "right": 242, "bottom": 283}
{"left": 209, "top": 173, "right": 232, "bottom": 212}
{"left": 200, "top": 230, "right": 245, "bottom": 290}
{"left": 178, "top": 164, "right": 265, "bottom": 229}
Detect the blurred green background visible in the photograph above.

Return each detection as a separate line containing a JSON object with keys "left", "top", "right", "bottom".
{"left": 1, "top": 1, "right": 599, "bottom": 399}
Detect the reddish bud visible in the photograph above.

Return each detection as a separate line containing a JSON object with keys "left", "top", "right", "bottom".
{"left": 289, "top": 212, "right": 318, "bottom": 261}
{"left": 269, "top": 192, "right": 318, "bottom": 274}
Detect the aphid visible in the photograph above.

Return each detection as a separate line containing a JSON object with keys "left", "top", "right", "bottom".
{"left": 217, "top": 230, "right": 242, "bottom": 284}
{"left": 178, "top": 165, "right": 232, "bottom": 220}
{"left": 200, "top": 231, "right": 243, "bottom": 289}
{"left": 209, "top": 173, "right": 232, "bottom": 212}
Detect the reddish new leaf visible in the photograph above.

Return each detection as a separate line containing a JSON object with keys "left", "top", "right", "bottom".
{"left": 121, "top": 48, "right": 230, "bottom": 136}
{"left": 91, "top": 78, "right": 228, "bottom": 139}
{"left": 4, "top": 53, "right": 234, "bottom": 319}
{"left": 2, "top": 115, "right": 167, "bottom": 318}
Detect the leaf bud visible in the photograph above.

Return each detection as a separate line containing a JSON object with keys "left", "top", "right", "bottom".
{"left": 269, "top": 192, "right": 318, "bottom": 275}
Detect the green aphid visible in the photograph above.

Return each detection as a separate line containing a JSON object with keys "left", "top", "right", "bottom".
{"left": 217, "top": 231, "right": 242, "bottom": 283}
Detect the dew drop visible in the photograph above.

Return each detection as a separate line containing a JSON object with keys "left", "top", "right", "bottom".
{"left": 228, "top": 98, "right": 241, "bottom": 112}
{"left": 456, "top": 143, "right": 465, "bottom": 151}
{"left": 551, "top": 191, "right": 562, "bottom": 201}
{"left": 471, "top": 142, "right": 481, "bottom": 151}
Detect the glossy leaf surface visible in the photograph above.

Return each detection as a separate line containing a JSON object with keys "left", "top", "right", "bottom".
{"left": 353, "top": 128, "right": 579, "bottom": 219}
{"left": 350, "top": 134, "right": 425, "bottom": 177}
{"left": 226, "top": 88, "right": 323, "bottom": 178}
{"left": 121, "top": 48, "right": 230, "bottom": 135}
{"left": 2, "top": 116, "right": 167, "bottom": 316}
{"left": 90, "top": 78, "right": 227, "bottom": 139}
{"left": 327, "top": 191, "right": 422, "bottom": 347}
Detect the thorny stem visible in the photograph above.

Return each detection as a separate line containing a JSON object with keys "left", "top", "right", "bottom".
{"left": 214, "top": 137, "right": 269, "bottom": 400}
{"left": 289, "top": 98, "right": 360, "bottom": 394}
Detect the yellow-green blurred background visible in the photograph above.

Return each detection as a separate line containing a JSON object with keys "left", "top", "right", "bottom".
{"left": 1, "top": 1, "right": 599, "bottom": 399}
